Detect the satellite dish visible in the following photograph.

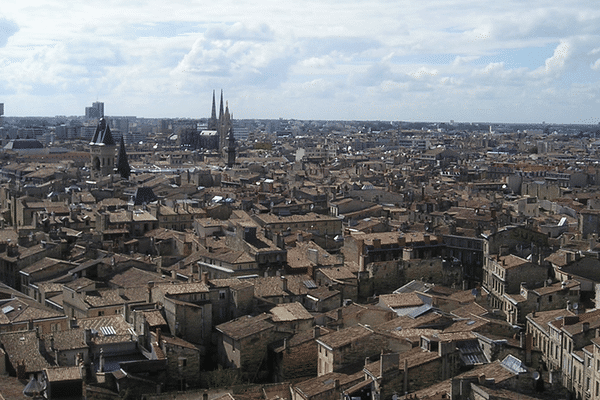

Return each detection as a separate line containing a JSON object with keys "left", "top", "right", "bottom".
{"left": 532, "top": 371, "right": 540, "bottom": 381}
{"left": 573, "top": 303, "right": 579, "bottom": 310}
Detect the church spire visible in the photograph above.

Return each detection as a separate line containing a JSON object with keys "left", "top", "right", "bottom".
{"left": 219, "top": 89, "right": 224, "bottom": 120}
{"left": 211, "top": 90, "right": 217, "bottom": 120}
{"left": 116, "top": 135, "right": 131, "bottom": 180}
{"left": 208, "top": 90, "right": 217, "bottom": 130}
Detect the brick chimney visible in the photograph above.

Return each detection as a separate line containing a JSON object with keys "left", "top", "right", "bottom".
{"left": 147, "top": 281, "right": 154, "bottom": 303}
{"left": 313, "top": 326, "right": 321, "bottom": 339}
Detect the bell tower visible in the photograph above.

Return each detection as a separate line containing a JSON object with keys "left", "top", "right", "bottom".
{"left": 89, "top": 118, "right": 116, "bottom": 179}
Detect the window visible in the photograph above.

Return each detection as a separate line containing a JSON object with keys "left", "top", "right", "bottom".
{"left": 219, "top": 290, "right": 226, "bottom": 300}
{"left": 548, "top": 295, "right": 552, "bottom": 302}
{"left": 179, "top": 358, "right": 187, "bottom": 367}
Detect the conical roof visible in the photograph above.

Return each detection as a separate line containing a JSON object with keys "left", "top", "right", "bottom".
{"left": 90, "top": 118, "right": 115, "bottom": 146}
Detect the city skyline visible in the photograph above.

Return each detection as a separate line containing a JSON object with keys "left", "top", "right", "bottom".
{"left": 1, "top": 1, "right": 599, "bottom": 124}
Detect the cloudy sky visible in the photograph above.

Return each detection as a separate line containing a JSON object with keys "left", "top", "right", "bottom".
{"left": 1, "top": 1, "right": 600, "bottom": 123}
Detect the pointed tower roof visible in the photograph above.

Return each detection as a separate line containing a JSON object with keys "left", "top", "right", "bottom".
{"left": 116, "top": 135, "right": 131, "bottom": 180}
{"left": 219, "top": 89, "right": 224, "bottom": 120}
{"left": 211, "top": 90, "right": 217, "bottom": 121}
{"left": 90, "top": 118, "right": 115, "bottom": 146}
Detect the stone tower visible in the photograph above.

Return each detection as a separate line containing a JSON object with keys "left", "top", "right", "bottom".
{"left": 89, "top": 118, "right": 116, "bottom": 178}
{"left": 227, "top": 124, "right": 236, "bottom": 168}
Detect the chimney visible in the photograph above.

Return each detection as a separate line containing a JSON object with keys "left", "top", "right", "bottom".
{"left": 281, "top": 276, "right": 288, "bottom": 292}
{"left": 313, "top": 326, "right": 321, "bottom": 339}
{"left": 520, "top": 332, "right": 525, "bottom": 349}
{"left": 583, "top": 322, "right": 590, "bottom": 332}
{"left": 201, "top": 272, "right": 209, "bottom": 285}
{"left": 478, "top": 374, "right": 486, "bottom": 385}
{"left": 333, "top": 379, "right": 340, "bottom": 390}
{"left": 147, "top": 281, "right": 154, "bottom": 303}
{"left": 373, "top": 238, "right": 381, "bottom": 249}
{"left": 307, "top": 264, "right": 315, "bottom": 279}
{"left": 566, "top": 252, "right": 573, "bottom": 263}
{"left": 397, "top": 235, "right": 406, "bottom": 247}
{"left": 423, "top": 234, "right": 430, "bottom": 245}
{"left": 359, "top": 255, "right": 366, "bottom": 272}
{"left": 403, "top": 358, "right": 408, "bottom": 394}
{"left": 99, "top": 349, "right": 105, "bottom": 373}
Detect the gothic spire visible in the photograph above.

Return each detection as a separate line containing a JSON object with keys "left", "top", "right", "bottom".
{"left": 211, "top": 90, "right": 217, "bottom": 121}
{"left": 208, "top": 90, "right": 217, "bottom": 130}
{"left": 116, "top": 135, "right": 131, "bottom": 180}
{"left": 219, "top": 89, "right": 224, "bottom": 120}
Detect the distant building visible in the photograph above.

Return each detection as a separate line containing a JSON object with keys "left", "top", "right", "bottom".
{"left": 85, "top": 101, "right": 104, "bottom": 119}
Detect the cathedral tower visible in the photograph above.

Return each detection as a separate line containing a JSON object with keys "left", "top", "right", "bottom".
{"left": 90, "top": 118, "right": 116, "bottom": 178}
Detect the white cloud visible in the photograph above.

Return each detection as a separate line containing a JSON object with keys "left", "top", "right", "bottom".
{"left": 1, "top": 1, "right": 600, "bottom": 122}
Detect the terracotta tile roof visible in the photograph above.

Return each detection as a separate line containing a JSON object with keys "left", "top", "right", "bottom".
{"left": 317, "top": 266, "right": 356, "bottom": 281}
{"left": 250, "top": 275, "right": 312, "bottom": 298}
{"left": 451, "top": 302, "right": 489, "bottom": 318}
{"left": 294, "top": 370, "right": 364, "bottom": 398}
{"left": 317, "top": 325, "right": 372, "bottom": 349}
{"left": 526, "top": 308, "right": 573, "bottom": 333}
{"left": 270, "top": 302, "right": 313, "bottom": 322}
{"left": 43, "top": 328, "right": 87, "bottom": 351}
{"left": 44, "top": 366, "right": 82, "bottom": 382}
{"left": 0, "top": 331, "right": 51, "bottom": 373}
{"left": 156, "top": 281, "right": 209, "bottom": 295}
{"left": 83, "top": 287, "right": 148, "bottom": 307}
{"left": 379, "top": 293, "right": 424, "bottom": 309}
{"left": 108, "top": 267, "right": 170, "bottom": 288}
{"left": 142, "top": 310, "right": 167, "bottom": 327}
{"left": 77, "top": 314, "right": 135, "bottom": 343}
{"left": 532, "top": 280, "right": 579, "bottom": 296}
{"left": 497, "top": 254, "right": 530, "bottom": 270}
{"left": 216, "top": 314, "right": 273, "bottom": 340}
{"left": 0, "top": 296, "right": 65, "bottom": 324}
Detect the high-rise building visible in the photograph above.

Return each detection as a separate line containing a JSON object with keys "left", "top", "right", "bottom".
{"left": 85, "top": 101, "right": 104, "bottom": 119}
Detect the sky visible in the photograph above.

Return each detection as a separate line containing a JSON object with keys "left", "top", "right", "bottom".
{"left": 1, "top": 1, "right": 600, "bottom": 124}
